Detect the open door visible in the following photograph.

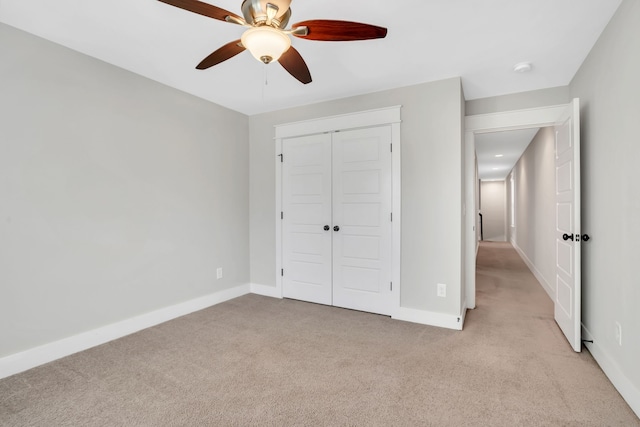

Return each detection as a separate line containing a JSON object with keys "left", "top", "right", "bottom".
{"left": 554, "top": 98, "right": 582, "bottom": 352}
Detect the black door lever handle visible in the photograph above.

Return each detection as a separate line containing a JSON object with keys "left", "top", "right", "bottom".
{"left": 563, "top": 233, "right": 591, "bottom": 242}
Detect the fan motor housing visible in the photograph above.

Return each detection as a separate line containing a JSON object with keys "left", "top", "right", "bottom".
{"left": 241, "top": 0, "right": 291, "bottom": 28}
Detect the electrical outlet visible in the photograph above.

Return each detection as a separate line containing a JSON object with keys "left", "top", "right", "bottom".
{"left": 615, "top": 321, "right": 622, "bottom": 346}
{"left": 437, "top": 283, "right": 447, "bottom": 298}
{"left": 216, "top": 268, "right": 223, "bottom": 280}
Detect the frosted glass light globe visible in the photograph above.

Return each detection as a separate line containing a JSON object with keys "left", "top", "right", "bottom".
{"left": 241, "top": 26, "right": 291, "bottom": 64}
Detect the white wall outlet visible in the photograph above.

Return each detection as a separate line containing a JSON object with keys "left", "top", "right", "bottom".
{"left": 437, "top": 283, "right": 447, "bottom": 298}
{"left": 615, "top": 321, "right": 622, "bottom": 346}
{"left": 216, "top": 268, "right": 223, "bottom": 280}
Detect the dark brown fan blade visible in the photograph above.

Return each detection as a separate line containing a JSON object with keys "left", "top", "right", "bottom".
{"left": 158, "top": 0, "right": 242, "bottom": 23}
{"left": 278, "top": 47, "right": 312, "bottom": 84}
{"left": 196, "top": 40, "right": 245, "bottom": 69}
{"left": 292, "top": 20, "right": 387, "bottom": 41}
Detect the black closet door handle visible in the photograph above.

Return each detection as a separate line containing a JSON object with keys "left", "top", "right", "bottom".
{"left": 324, "top": 225, "right": 330, "bottom": 231}
{"left": 333, "top": 226, "right": 340, "bottom": 232}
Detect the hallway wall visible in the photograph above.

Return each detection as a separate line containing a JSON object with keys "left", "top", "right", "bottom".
{"left": 506, "top": 127, "right": 556, "bottom": 298}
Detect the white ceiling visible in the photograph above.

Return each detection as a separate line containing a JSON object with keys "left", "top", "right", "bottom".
{"left": 0, "top": 0, "right": 622, "bottom": 116}
{"left": 476, "top": 128, "right": 540, "bottom": 180}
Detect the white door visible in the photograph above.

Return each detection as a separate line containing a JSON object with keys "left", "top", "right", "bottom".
{"left": 554, "top": 98, "right": 581, "bottom": 352}
{"left": 282, "top": 133, "right": 332, "bottom": 305}
{"left": 281, "top": 126, "right": 393, "bottom": 315}
{"left": 332, "top": 127, "right": 393, "bottom": 315}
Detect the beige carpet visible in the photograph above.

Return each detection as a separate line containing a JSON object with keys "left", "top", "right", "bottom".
{"left": 1, "top": 242, "right": 638, "bottom": 426}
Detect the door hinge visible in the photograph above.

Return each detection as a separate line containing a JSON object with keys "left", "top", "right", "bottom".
{"left": 281, "top": 269, "right": 284, "bottom": 277}
{"left": 391, "top": 212, "right": 393, "bottom": 222}
{"left": 390, "top": 143, "right": 393, "bottom": 152}
{"left": 281, "top": 211, "right": 283, "bottom": 220}
{"left": 278, "top": 153, "right": 283, "bottom": 163}
{"left": 390, "top": 282, "right": 393, "bottom": 291}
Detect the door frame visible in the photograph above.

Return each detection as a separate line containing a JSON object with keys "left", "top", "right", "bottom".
{"left": 275, "top": 106, "right": 402, "bottom": 315}
{"left": 464, "top": 103, "right": 568, "bottom": 309}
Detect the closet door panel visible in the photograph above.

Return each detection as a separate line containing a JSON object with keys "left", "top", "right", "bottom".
{"left": 282, "top": 134, "right": 332, "bottom": 305}
{"left": 332, "top": 126, "right": 393, "bottom": 315}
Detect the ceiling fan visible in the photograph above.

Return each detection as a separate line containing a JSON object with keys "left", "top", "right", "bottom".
{"left": 158, "top": 0, "right": 387, "bottom": 84}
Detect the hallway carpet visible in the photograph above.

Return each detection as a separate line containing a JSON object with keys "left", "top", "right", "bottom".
{"left": 1, "top": 242, "right": 638, "bottom": 426}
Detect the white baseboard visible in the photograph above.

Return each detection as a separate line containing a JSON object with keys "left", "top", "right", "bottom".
{"left": 511, "top": 240, "right": 554, "bottom": 300}
{"left": 582, "top": 325, "right": 640, "bottom": 418}
{"left": 393, "top": 307, "right": 464, "bottom": 330}
{"left": 0, "top": 284, "right": 250, "bottom": 380}
{"left": 252, "top": 286, "right": 467, "bottom": 331}
{"left": 250, "top": 283, "right": 282, "bottom": 299}
{"left": 459, "top": 300, "right": 468, "bottom": 329}
{"left": 0, "top": 285, "right": 472, "bottom": 380}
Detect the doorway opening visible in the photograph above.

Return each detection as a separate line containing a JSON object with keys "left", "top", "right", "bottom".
{"left": 464, "top": 101, "right": 582, "bottom": 351}
{"left": 476, "top": 128, "right": 539, "bottom": 243}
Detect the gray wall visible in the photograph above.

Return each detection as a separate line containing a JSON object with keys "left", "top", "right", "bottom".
{"left": 506, "top": 127, "right": 556, "bottom": 295}
{"left": 250, "top": 78, "right": 465, "bottom": 316}
{"left": 0, "top": 24, "right": 250, "bottom": 357}
{"left": 569, "top": 0, "right": 640, "bottom": 403}
{"left": 459, "top": 82, "right": 467, "bottom": 312}
{"left": 480, "top": 181, "right": 506, "bottom": 242}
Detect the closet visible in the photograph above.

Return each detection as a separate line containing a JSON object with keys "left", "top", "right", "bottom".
{"left": 275, "top": 107, "right": 401, "bottom": 316}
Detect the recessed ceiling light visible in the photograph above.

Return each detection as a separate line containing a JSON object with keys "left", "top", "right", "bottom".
{"left": 495, "top": 154, "right": 504, "bottom": 158}
{"left": 492, "top": 167, "right": 500, "bottom": 170}
{"left": 513, "top": 62, "right": 533, "bottom": 73}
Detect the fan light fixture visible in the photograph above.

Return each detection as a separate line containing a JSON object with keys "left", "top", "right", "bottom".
{"left": 241, "top": 26, "right": 291, "bottom": 64}
{"left": 157, "top": 0, "right": 388, "bottom": 84}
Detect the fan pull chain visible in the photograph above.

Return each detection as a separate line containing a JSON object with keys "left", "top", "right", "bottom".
{"left": 262, "top": 64, "right": 269, "bottom": 101}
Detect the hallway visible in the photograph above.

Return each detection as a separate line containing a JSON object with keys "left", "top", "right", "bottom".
{"left": 463, "top": 241, "right": 639, "bottom": 425}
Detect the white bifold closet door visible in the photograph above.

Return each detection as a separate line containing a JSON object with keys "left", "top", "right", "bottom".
{"left": 282, "top": 126, "right": 393, "bottom": 315}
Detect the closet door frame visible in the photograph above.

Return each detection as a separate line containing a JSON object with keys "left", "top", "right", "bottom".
{"left": 275, "top": 106, "right": 402, "bottom": 316}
